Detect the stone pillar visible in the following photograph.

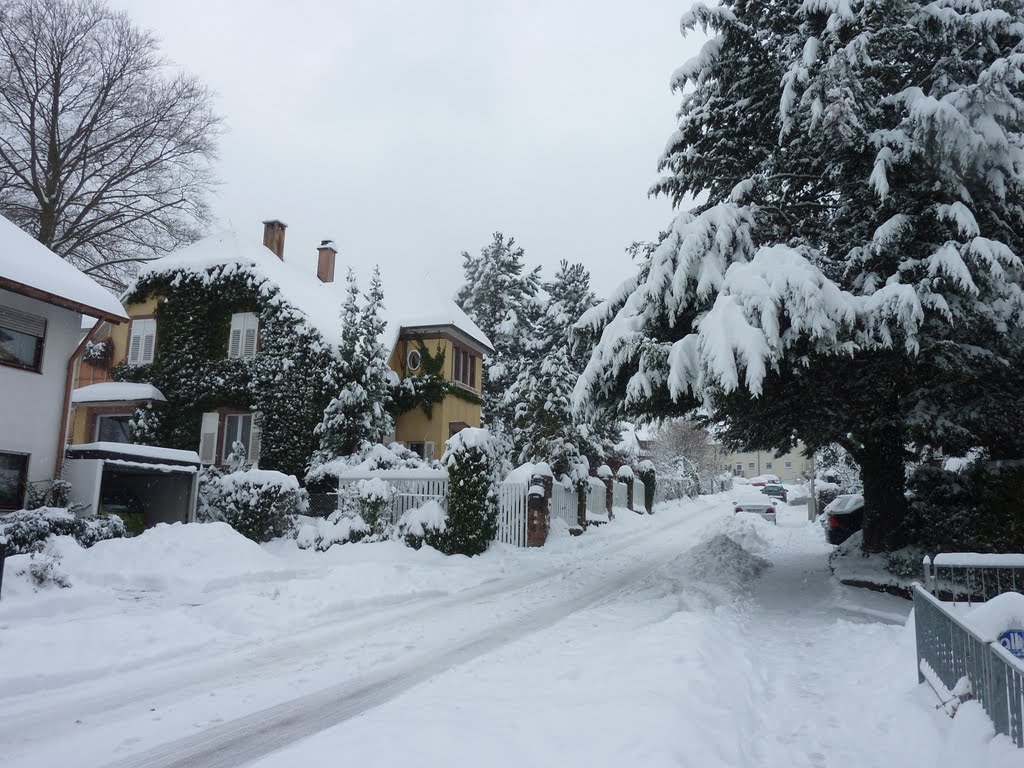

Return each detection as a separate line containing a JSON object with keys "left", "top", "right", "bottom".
{"left": 526, "top": 476, "right": 549, "bottom": 547}
{"left": 577, "top": 483, "right": 587, "bottom": 529}
{"left": 626, "top": 478, "right": 635, "bottom": 513}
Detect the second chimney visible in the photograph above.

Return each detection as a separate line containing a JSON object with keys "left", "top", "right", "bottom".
{"left": 317, "top": 239, "right": 337, "bottom": 283}
{"left": 262, "top": 219, "right": 287, "bottom": 260}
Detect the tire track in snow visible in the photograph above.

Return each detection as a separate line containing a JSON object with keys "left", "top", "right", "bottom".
{"left": 96, "top": 519, "right": 709, "bottom": 768}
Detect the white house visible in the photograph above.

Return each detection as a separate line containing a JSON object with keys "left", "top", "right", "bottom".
{"left": 0, "top": 215, "right": 128, "bottom": 512}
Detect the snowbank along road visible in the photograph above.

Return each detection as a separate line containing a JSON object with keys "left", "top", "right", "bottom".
{"left": 2, "top": 498, "right": 1019, "bottom": 768}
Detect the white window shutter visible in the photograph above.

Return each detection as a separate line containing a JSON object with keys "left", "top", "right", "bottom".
{"left": 228, "top": 313, "right": 243, "bottom": 358}
{"left": 128, "top": 324, "right": 142, "bottom": 365}
{"left": 248, "top": 414, "right": 262, "bottom": 466}
{"left": 140, "top": 319, "right": 156, "bottom": 364}
{"left": 198, "top": 412, "right": 220, "bottom": 464}
{"left": 242, "top": 314, "right": 258, "bottom": 358}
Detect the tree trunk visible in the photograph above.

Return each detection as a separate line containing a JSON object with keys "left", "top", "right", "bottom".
{"left": 857, "top": 432, "right": 908, "bottom": 553}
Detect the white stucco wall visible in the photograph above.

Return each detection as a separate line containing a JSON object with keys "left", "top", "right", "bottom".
{"left": 0, "top": 287, "right": 83, "bottom": 496}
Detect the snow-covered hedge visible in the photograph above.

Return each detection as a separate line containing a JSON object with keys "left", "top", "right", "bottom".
{"left": 439, "top": 428, "right": 500, "bottom": 556}
{"left": 637, "top": 460, "right": 656, "bottom": 512}
{"left": 295, "top": 514, "right": 370, "bottom": 551}
{"left": 200, "top": 468, "right": 305, "bottom": 543}
{"left": 0, "top": 508, "right": 126, "bottom": 555}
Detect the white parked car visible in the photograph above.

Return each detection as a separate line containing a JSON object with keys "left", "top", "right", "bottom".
{"left": 733, "top": 498, "right": 779, "bottom": 524}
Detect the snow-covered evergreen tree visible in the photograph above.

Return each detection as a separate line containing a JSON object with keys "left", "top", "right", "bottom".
{"left": 310, "top": 268, "right": 394, "bottom": 472}
{"left": 457, "top": 232, "right": 541, "bottom": 437}
{"left": 575, "top": 1, "right": 1024, "bottom": 552}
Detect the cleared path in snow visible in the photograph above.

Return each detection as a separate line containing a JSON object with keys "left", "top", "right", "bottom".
{"left": 0, "top": 502, "right": 725, "bottom": 768}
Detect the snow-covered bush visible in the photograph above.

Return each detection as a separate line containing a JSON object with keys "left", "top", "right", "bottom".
{"left": 439, "top": 428, "right": 501, "bottom": 556}
{"left": 906, "top": 461, "right": 1024, "bottom": 555}
{"left": 397, "top": 501, "right": 448, "bottom": 550}
{"left": 295, "top": 514, "right": 370, "bottom": 551}
{"left": 0, "top": 508, "right": 126, "bottom": 555}
{"left": 25, "top": 478, "right": 72, "bottom": 511}
{"left": 342, "top": 478, "right": 396, "bottom": 537}
{"left": 637, "top": 460, "right": 656, "bottom": 511}
{"left": 28, "top": 547, "right": 72, "bottom": 589}
{"left": 204, "top": 469, "right": 305, "bottom": 543}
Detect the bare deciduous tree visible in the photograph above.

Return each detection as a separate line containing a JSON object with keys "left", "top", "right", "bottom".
{"left": 0, "top": 0, "right": 221, "bottom": 290}
{"left": 648, "top": 419, "right": 723, "bottom": 499}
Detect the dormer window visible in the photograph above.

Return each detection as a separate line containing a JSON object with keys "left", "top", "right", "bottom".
{"left": 228, "top": 312, "right": 259, "bottom": 359}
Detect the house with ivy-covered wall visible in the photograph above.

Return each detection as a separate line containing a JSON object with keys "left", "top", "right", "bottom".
{"left": 69, "top": 220, "right": 493, "bottom": 481}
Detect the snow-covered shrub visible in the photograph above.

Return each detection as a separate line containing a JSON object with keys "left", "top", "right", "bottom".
{"left": 28, "top": 547, "right": 72, "bottom": 589}
{"left": 25, "top": 478, "right": 72, "bottom": 511}
{"left": 196, "top": 466, "right": 227, "bottom": 523}
{"left": 637, "top": 460, "right": 656, "bottom": 511}
{"left": 350, "top": 478, "right": 396, "bottom": 536}
{"left": 207, "top": 469, "right": 305, "bottom": 543}
{"left": 295, "top": 514, "right": 370, "bottom": 551}
{"left": 906, "top": 461, "right": 1024, "bottom": 555}
{"left": 0, "top": 508, "right": 126, "bottom": 554}
{"left": 439, "top": 428, "right": 501, "bottom": 556}
{"left": 397, "top": 500, "right": 448, "bottom": 550}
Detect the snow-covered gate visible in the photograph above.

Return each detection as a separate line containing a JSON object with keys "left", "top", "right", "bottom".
{"left": 586, "top": 478, "right": 607, "bottom": 520}
{"left": 549, "top": 482, "right": 578, "bottom": 529}
{"left": 495, "top": 481, "right": 528, "bottom": 547}
{"left": 633, "top": 477, "right": 646, "bottom": 512}
{"left": 612, "top": 481, "right": 627, "bottom": 509}
{"left": 913, "top": 584, "right": 1024, "bottom": 748}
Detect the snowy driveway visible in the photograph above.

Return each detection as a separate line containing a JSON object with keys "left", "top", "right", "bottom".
{"left": 1, "top": 500, "right": 1017, "bottom": 768}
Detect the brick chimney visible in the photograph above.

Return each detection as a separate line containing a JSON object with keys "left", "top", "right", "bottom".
{"left": 316, "top": 239, "right": 337, "bottom": 283}
{"left": 262, "top": 219, "right": 287, "bottom": 260}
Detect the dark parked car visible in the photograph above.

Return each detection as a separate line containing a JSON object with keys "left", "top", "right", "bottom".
{"left": 823, "top": 494, "right": 864, "bottom": 545}
{"left": 760, "top": 484, "right": 788, "bottom": 503}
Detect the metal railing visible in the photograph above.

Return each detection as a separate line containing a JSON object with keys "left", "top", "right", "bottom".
{"left": 923, "top": 554, "right": 1024, "bottom": 605}
{"left": 913, "top": 584, "right": 1024, "bottom": 747}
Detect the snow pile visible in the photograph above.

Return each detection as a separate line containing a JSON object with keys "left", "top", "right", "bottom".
{"left": 11, "top": 522, "right": 291, "bottom": 594}
{"left": 713, "top": 511, "right": 775, "bottom": 556}
{"left": 680, "top": 534, "right": 772, "bottom": 593}
{"left": 505, "top": 461, "right": 554, "bottom": 484}
{"left": 962, "top": 592, "right": 1024, "bottom": 642}
{"left": 218, "top": 468, "right": 301, "bottom": 493}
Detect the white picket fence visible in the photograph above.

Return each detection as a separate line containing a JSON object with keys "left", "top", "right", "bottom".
{"left": 332, "top": 470, "right": 448, "bottom": 523}
{"left": 586, "top": 478, "right": 608, "bottom": 520}
{"left": 550, "top": 482, "right": 579, "bottom": 529}
{"left": 613, "top": 480, "right": 628, "bottom": 509}
{"left": 633, "top": 477, "right": 647, "bottom": 511}
{"left": 496, "top": 481, "right": 529, "bottom": 546}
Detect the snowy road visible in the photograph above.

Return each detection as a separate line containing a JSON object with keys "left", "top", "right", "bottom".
{"left": 2, "top": 500, "right": 1017, "bottom": 768}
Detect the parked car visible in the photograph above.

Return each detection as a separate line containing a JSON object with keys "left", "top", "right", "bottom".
{"left": 733, "top": 498, "right": 779, "bottom": 524}
{"left": 823, "top": 493, "right": 864, "bottom": 545}
{"left": 761, "top": 484, "right": 788, "bottom": 503}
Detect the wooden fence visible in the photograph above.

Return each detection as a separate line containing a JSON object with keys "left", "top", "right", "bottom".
{"left": 496, "top": 481, "right": 529, "bottom": 546}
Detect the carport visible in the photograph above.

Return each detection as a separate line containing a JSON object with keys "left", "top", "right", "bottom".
{"left": 64, "top": 443, "right": 200, "bottom": 530}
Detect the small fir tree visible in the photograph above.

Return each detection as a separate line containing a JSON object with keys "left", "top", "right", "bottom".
{"left": 438, "top": 428, "right": 501, "bottom": 556}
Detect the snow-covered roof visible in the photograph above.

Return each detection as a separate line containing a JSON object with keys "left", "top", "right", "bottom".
{"left": 72, "top": 382, "right": 167, "bottom": 405}
{"left": 0, "top": 214, "right": 128, "bottom": 323}
{"left": 133, "top": 230, "right": 492, "bottom": 353}
{"left": 67, "top": 442, "right": 201, "bottom": 464}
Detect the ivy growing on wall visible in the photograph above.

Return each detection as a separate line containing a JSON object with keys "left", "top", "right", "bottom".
{"left": 115, "top": 267, "right": 479, "bottom": 481}
{"left": 115, "top": 266, "right": 337, "bottom": 481}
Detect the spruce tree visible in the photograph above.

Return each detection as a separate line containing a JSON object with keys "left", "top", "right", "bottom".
{"left": 311, "top": 268, "right": 394, "bottom": 472}
{"left": 576, "top": 0, "right": 1024, "bottom": 552}
{"left": 456, "top": 232, "right": 541, "bottom": 437}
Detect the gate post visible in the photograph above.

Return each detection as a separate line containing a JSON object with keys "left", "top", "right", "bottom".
{"left": 576, "top": 483, "right": 587, "bottom": 528}
{"left": 598, "top": 465, "right": 614, "bottom": 520}
{"left": 526, "top": 475, "right": 549, "bottom": 547}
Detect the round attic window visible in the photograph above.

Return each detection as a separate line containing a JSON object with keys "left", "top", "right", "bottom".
{"left": 407, "top": 348, "right": 422, "bottom": 372}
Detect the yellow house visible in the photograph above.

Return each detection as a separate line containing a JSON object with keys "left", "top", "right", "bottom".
{"left": 69, "top": 220, "right": 492, "bottom": 473}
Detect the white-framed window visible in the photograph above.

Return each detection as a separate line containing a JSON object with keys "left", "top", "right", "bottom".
{"left": 784, "top": 460, "right": 793, "bottom": 468}
{"left": 451, "top": 344, "right": 476, "bottom": 388}
{"left": 0, "top": 305, "right": 46, "bottom": 373}
{"left": 127, "top": 318, "right": 157, "bottom": 366}
{"left": 228, "top": 312, "right": 259, "bottom": 359}
{"left": 0, "top": 451, "right": 29, "bottom": 511}
{"left": 198, "top": 411, "right": 261, "bottom": 466}
{"left": 735, "top": 463, "right": 742, "bottom": 471}
{"left": 408, "top": 441, "right": 435, "bottom": 460}
{"left": 747, "top": 462, "right": 755, "bottom": 470}
{"left": 95, "top": 414, "right": 133, "bottom": 443}
{"left": 765, "top": 462, "right": 773, "bottom": 470}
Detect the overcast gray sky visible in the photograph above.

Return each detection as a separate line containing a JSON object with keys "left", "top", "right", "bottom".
{"left": 113, "top": 1, "right": 704, "bottom": 299}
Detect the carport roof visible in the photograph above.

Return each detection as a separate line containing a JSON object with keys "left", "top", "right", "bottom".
{"left": 67, "top": 442, "right": 200, "bottom": 467}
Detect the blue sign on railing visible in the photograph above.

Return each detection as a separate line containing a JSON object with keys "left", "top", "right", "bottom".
{"left": 998, "top": 629, "right": 1024, "bottom": 660}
